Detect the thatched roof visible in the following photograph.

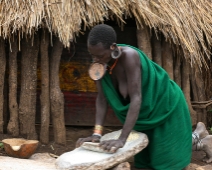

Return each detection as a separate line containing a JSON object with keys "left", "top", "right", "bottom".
{"left": 0, "top": 0, "right": 212, "bottom": 67}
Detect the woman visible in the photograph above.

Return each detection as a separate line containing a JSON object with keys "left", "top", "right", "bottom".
{"left": 76, "top": 24, "right": 192, "bottom": 170}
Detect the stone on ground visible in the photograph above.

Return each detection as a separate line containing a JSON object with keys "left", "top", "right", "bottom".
{"left": 56, "top": 130, "right": 149, "bottom": 170}
{"left": 195, "top": 165, "right": 212, "bottom": 170}
{"left": 0, "top": 154, "right": 57, "bottom": 170}
{"left": 109, "top": 162, "right": 131, "bottom": 170}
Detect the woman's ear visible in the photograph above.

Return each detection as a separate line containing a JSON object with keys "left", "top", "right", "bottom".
{"left": 111, "top": 43, "right": 121, "bottom": 59}
{"left": 110, "top": 43, "right": 117, "bottom": 50}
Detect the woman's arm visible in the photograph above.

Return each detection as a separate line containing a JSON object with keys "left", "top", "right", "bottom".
{"left": 99, "top": 48, "right": 142, "bottom": 152}
{"left": 95, "top": 80, "right": 108, "bottom": 127}
{"left": 75, "top": 80, "right": 108, "bottom": 147}
{"left": 118, "top": 49, "right": 142, "bottom": 143}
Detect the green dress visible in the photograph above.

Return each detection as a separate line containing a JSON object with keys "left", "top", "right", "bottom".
{"left": 101, "top": 44, "right": 192, "bottom": 170}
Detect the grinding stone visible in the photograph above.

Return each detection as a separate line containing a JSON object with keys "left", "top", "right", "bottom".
{"left": 56, "top": 130, "right": 148, "bottom": 170}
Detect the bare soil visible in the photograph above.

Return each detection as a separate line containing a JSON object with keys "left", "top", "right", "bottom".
{"left": 0, "top": 125, "right": 211, "bottom": 170}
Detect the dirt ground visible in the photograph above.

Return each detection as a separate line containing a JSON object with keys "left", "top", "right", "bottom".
{"left": 0, "top": 125, "right": 212, "bottom": 170}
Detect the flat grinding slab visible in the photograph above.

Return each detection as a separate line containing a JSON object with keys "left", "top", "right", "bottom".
{"left": 56, "top": 130, "right": 149, "bottom": 170}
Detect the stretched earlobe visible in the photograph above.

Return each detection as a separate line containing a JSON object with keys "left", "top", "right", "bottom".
{"left": 111, "top": 47, "right": 121, "bottom": 59}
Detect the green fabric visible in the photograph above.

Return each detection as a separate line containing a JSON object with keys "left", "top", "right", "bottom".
{"left": 101, "top": 44, "right": 192, "bottom": 170}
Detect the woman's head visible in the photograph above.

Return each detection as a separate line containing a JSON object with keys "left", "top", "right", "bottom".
{"left": 87, "top": 24, "right": 117, "bottom": 49}
{"left": 87, "top": 24, "right": 120, "bottom": 63}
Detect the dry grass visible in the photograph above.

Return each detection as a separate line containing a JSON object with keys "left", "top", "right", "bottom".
{"left": 0, "top": 0, "right": 211, "bottom": 67}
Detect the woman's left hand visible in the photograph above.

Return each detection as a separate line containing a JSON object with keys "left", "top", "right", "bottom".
{"left": 99, "top": 139, "right": 125, "bottom": 153}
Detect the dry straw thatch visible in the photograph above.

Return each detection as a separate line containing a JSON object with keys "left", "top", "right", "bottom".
{"left": 0, "top": 0, "right": 211, "bottom": 67}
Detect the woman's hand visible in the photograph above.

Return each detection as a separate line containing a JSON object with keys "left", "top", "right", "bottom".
{"left": 75, "top": 135, "right": 101, "bottom": 148}
{"left": 99, "top": 139, "right": 125, "bottom": 153}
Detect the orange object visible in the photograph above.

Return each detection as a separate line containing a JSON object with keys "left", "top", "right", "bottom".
{"left": 108, "top": 58, "right": 119, "bottom": 74}
{"left": 2, "top": 138, "right": 39, "bottom": 159}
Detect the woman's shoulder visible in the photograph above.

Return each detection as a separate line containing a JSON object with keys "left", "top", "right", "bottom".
{"left": 119, "top": 47, "right": 140, "bottom": 69}
{"left": 121, "top": 46, "right": 139, "bottom": 59}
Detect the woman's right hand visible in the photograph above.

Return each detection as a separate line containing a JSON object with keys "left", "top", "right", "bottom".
{"left": 75, "top": 135, "right": 101, "bottom": 148}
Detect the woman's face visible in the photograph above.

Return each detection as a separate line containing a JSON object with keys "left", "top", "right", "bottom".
{"left": 87, "top": 42, "right": 112, "bottom": 64}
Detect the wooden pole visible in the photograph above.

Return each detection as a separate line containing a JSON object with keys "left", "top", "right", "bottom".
{"left": 152, "top": 31, "right": 162, "bottom": 66}
{"left": 50, "top": 36, "right": 66, "bottom": 145}
{"left": 174, "top": 49, "right": 182, "bottom": 88}
{"left": 191, "top": 66, "right": 207, "bottom": 124}
{"left": 7, "top": 36, "right": 19, "bottom": 136}
{"left": 19, "top": 34, "right": 39, "bottom": 139}
{"left": 137, "top": 26, "right": 152, "bottom": 59}
{"left": 0, "top": 37, "right": 6, "bottom": 133}
{"left": 162, "top": 38, "right": 173, "bottom": 80}
{"left": 40, "top": 29, "right": 50, "bottom": 144}
{"left": 182, "top": 58, "right": 197, "bottom": 126}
